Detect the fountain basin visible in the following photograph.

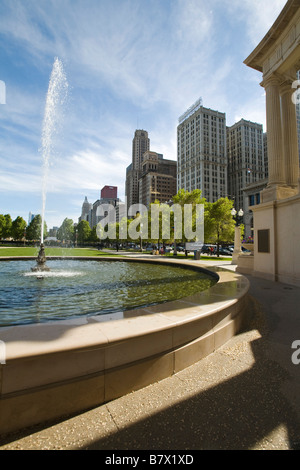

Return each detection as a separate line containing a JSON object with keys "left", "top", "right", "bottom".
{"left": 0, "top": 257, "right": 250, "bottom": 435}
{"left": 0, "top": 257, "right": 217, "bottom": 326}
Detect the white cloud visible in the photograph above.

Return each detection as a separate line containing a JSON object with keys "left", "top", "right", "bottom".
{"left": 0, "top": 0, "right": 289, "bottom": 227}
{"left": 221, "top": 0, "right": 287, "bottom": 48}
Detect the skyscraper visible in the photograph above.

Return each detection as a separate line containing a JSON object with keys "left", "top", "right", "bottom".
{"left": 227, "top": 119, "right": 266, "bottom": 213}
{"left": 177, "top": 100, "right": 227, "bottom": 202}
{"left": 125, "top": 130, "right": 150, "bottom": 210}
{"left": 79, "top": 196, "right": 92, "bottom": 222}
{"left": 138, "top": 151, "right": 177, "bottom": 207}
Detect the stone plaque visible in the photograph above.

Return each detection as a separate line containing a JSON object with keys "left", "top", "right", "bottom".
{"left": 258, "top": 229, "right": 270, "bottom": 253}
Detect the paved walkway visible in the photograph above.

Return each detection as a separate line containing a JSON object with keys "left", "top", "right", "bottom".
{"left": 0, "top": 258, "right": 300, "bottom": 450}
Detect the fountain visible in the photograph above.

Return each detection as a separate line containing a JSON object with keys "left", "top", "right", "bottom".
{"left": 31, "top": 243, "right": 50, "bottom": 272}
{"left": 0, "top": 58, "right": 250, "bottom": 436}
{"left": 32, "top": 57, "right": 68, "bottom": 273}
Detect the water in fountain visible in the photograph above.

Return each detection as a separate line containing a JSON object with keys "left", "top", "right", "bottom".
{"left": 33, "top": 58, "right": 68, "bottom": 272}
{"left": 41, "top": 57, "right": 68, "bottom": 244}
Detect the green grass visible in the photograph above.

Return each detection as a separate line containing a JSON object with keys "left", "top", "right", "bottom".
{"left": 0, "top": 246, "right": 232, "bottom": 261}
{"left": 0, "top": 246, "right": 122, "bottom": 257}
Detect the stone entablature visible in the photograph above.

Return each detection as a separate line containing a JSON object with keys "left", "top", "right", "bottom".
{"left": 245, "top": 1, "right": 300, "bottom": 79}
{"left": 244, "top": 0, "right": 300, "bottom": 203}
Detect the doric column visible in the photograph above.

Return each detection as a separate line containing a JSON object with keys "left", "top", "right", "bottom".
{"left": 263, "top": 74, "right": 286, "bottom": 186}
{"left": 280, "top": 79, "right": 299, "bottom": 188}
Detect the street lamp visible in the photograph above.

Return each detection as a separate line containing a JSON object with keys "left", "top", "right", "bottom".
{"left": 140, "top": 222, "right": 143, "bottom": 252}
{"left": 231, "top": 208, "right": 244, "bottom": 225}
{"left": 231, "top": 208, "right": 244, "bottom": 265}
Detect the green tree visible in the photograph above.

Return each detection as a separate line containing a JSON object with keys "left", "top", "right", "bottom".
{"left": 11, "top": 216, "right": 27, "bottom": 240}
{"left": 0, "top": 215, "right": 6, "bottom": 239}
{"left": 77, "top": 220, "right": 91, "bottom": 244}
{"left": 0, "top": 214, "right": 12, "bottom": 239}
{"left": 89, "top": 225, "right": 100, "bottom": 242}
{"left": 204, "top": 198, "right": 236, "bottom": 256}
{"left": 57, "top": 218, "right": 74, "bottom": 242}
{"left": 26, "top": 215, "right": 47, "bottom": 241}
{"left": 172, "top": 189, "right": 206, "bottom": 253}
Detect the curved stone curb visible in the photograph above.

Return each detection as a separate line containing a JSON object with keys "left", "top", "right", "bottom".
{"left": 0, "top": 257, "right": 250, "bottom": 434}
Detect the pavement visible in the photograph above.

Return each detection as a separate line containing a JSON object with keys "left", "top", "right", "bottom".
{"left": 0, "top": 256, "right": 300, "bottom": 450}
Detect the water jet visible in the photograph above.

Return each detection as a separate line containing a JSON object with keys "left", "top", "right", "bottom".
{"left": 32, "top": 57, "right": 68, "bottom": 273}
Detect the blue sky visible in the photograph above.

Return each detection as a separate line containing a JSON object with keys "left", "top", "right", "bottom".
{"left": 0, "top": 0, "right": 287, "bottom": 229}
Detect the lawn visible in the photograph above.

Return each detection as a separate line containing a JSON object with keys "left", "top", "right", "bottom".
{"left": 0, "top": 246, "right": 232, "bottom": 261}
{"left": 0, "top": 246, "right": 121, "bottom": 257}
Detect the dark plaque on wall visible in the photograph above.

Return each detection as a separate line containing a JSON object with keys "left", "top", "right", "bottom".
{"left": 258, "top": 229, "right": 270, "bottom": 253}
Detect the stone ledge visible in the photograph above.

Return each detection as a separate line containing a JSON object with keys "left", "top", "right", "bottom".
{"left": 0, "top": 259, "right": 250, "bottom": 434}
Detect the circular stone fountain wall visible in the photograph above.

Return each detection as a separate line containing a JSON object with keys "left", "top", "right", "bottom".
{"left": 0, "top": 257, "right": 250, "bottom": 435}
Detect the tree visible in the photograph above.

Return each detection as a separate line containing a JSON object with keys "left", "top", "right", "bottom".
{"left": 204, "top": 198, "right": 236, "bottom": 256}
{"left": 76, "top": 220, "right": 91, "bottom": 244}
{"left": 0, "top": 215, "right": 6, "bottom": 239}
{"left": 57, "top": 218, "right": 74, "bottom": 242}
{"left": 172, "top": 189, "right": 206, "bottom": 254}
{"left": 89, "top": 225, "right": 100, "bottom": 243}
{"left": 11, "top": 216, "right": 27, "bottom": 240}
{"left": 0, "top": 214, "right": 12, "bottom": 239}
{"left": 26, "top": 215, "right": 47, "bottom": 241}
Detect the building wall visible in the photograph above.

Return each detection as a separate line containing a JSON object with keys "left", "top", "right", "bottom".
{"left": 177, "top": 105, "right": 227, "bottom": 202}
{"left": 138, "top": 151, "right": 177, "bottom": 207}
{"left": 101, "top": 186, "right": 117, "bottom": 199}
{"left": 125, "top": 130, "right": 150, "bottom": 210}
{"left": 132, "top": 130, "right": 150, "bottom": 171}
{"left": 251, "top": 194, "right": 300, "bottom": 286}
{"left": 227, "top": 119, "right": 266, "bottom": 213}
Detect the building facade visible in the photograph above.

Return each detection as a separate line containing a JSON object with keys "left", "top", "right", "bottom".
{"left": 79, "top": 197, "right": 93, "bottom": 223}
{"left": 138, "top": 151, "right": 177, "bottom": 207}
{"left": 125, "top": 130, "right": 150, "bottom": 210}
{"left": 227, "top": 119, "right": 266, "bottom": 214}
{"left": 79, "top": 187, "right": 123, "bottom": 228}
{"left": 177, "top": 101, "right": 227, "bottom": 202}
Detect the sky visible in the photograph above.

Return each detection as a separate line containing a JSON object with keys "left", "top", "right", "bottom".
{"left": 0, "top": 0, "right": 288, "bottom": 230}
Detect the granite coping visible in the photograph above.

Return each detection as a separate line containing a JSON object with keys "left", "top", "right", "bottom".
{"left": 0, "top": 257, "right": 249, "bottom": 363}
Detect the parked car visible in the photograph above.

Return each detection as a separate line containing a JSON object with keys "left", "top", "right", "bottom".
{"left": 218, "top": 247, "right": 232, "bottom": 256}
{"left": 176, "top": 245, "right": 185, "bottom": 252}
{"left": 201, "top": 244, "right": 216, "bottom": 254}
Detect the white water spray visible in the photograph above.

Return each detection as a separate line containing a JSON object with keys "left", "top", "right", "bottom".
{"left": 40, "top": 58, "right": 68, "bottom": 243}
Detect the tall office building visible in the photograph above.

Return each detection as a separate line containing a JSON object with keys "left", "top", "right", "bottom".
{"left": 125, "top": 130, "right": 150, "bottom": 210}
{"left": 138, "top": 151, "right": 177, "bottom": 207}
{"left": 227, "top": 119, "right": 266, "bottom": 238}
{"left": 79, "top": 197, "right": 92, "bottom": 223}
{"left": 78, "top": 187, "right": 123, "bottom": 228}
{"left": 177, "top": 100, "right": 227, "bottom": 202}
{"left": 227, "top": 119, "right": 266, "bottom": 212}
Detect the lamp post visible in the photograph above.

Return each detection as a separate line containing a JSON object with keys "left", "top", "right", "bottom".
{"left": 231, "top": 208, "right": 244, "bottom": 265}
{"left": 140, "top": 223, "right": 143, "bottom": 252}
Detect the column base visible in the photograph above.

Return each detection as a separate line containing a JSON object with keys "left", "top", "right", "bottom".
{"left": 261, "top": 184, "right": 298, "bottom": 203}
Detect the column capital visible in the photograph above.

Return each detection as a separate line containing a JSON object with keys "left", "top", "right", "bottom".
{"left": 279, "top": 79, "right": 295, "bottom": 96}
{"left": 260, "top": 72, "right": 284, "bottom": 89}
